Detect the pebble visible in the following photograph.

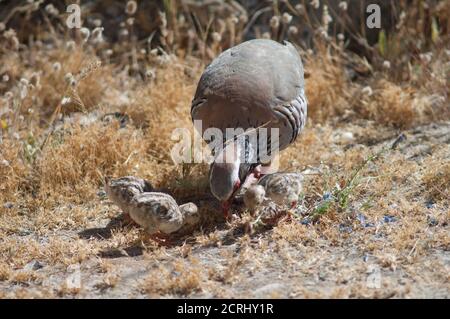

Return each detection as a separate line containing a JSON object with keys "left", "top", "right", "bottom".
{"left": 427, "top": 216, "right": 438, "bottom": 227}
{"left": 383, "top": 215, "right": 397, "bottom": 223}
{"left": 3, "top": 202, "right": 14, "bottom": 209}
{"left": 97, "top": 190, "right": 107, "bottom": 198}
{"left": 24, "top": 260, "right": 44, "bottom": 271}
{"left": 322, "top": 192, "right": 332, "bottom": 201}
{"left": 425, "top": 199, "right": 435, "bottom": 209}
{"left": 356, "top": 213, "right": 375, "bottom": 228}
{"left": 339, "top": 224, "right": 353, "bottom": 233}
{"left": 253, "top": 283, "right": 288, "bottom": 298}
{"left": 340, "top": 131, "right": 354, "bottom": 143}
{"left": 300, "top": 218, "right": 311, "bottom": 225}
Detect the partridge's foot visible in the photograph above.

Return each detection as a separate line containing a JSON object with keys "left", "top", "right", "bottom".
{"left": 222, "top": 202, "right": 232, "bottom": 221}
{"left": 244, "top": 221, "right": 254, "bottom": 234}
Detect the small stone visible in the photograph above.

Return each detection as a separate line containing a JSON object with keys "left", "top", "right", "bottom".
{"left": 24, "top": 260, "right": 44, "bottom": 271}
{"left": 383, "top": 215, "right": 397, "bottom": 223}
{"left": 427, "top": 216, "right": 438, "bottom": 227}
{"left": 253, "top": 283, "right": 287, "bottom": 298}
{"left": 356, "top": 213, "right": 366, "bottom": 224}
{"left": 300, "top": 218, "right": 310, "bottom": 225}
{"left": 97, "top": 190, "right": 107, "bottom": 198}
{"left": 340, "top": 131, "right": 354, "bottom": 143}
{"left": 322, "top": 192, "right": 332, "bottom": 201}
{"left": 3, "top": 202, "right": 14, "bottom": 209}
{"left": 339, "top": 224, "right": 353, "bottom": 233}
{"left": 425, "top": 199, "right": 435, "bottom": 209}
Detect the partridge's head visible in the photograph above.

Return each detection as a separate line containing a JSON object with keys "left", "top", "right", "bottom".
{"left": 209, "top": 141, "right": 243, "bottom": 204}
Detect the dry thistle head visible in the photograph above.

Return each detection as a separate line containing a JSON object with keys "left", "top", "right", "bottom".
{"left": 20, "top": 78, "right": 29, "bottom": 86}
{"left": 4, "top": 91, "right": 13, "bottom": 100}
{"left": 311, "top": 0, "right": 320, "bottom": 10}
{"left": 211, "top": 32, "right": 222, "bottom": 44}
{"left": 239, "top": 14, "right": 248, "bottom": 24}
{"left": 362, "top": 86, "right": 373, "bottom": 96}
{"left": 295, "top": 4, "right": 304, "bottom": 14}
{"left": 119, "top": 28, "right": 129, "bottom": 40}
{"left": 126, "top": 17, "right": 134, "bottom": 27}
{"left": 4, "top": 29, "right": 19, "bottom": 50}
{"left": 29, "top": 73, "right": 40, "bottom": 88}
{"left": 145, "top": 69, "right": 156, "bottom": 81}
{"left": 93, "top": 19, "right": 102, "bottom": 27}
{"left": 91, "top": 27, "right": 104, "bottom": 43}
{"left": 288, "top": 26, "right": 298, "bottom": 36}
{"left": 339, "top": 1, "right": 348, "bottom": 11}
{"left": 126, "top": 1, "right": 138, "bottom": 16}
{"left": 229, "top": 15, "right": 239, "bottom": 25}
{"left": 64, "top": 73, "right": 77, "bottom": 87}
{"left": 66, "top": 40, "right": 76, "bottom": 50}
{"left": 322, "top": 5, "right": 333, "bottom": 28}
{"left": 270, "top": 16, "right": 280, "bottom": 29}
{"left": 45, "top": 3, "right": 59, "bottom": 16}
{"left": 52, "top": 62, "right": 62, "bottom": 72}
{"left": 282, "top": 13, "right": 293, "bottom": 24}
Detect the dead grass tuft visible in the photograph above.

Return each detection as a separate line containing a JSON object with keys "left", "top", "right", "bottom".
{"left": 143, "top": 258, "right": 202, "bottom": 296}
{"left": 37, "top": 122, "right": 146, "bottom": 203}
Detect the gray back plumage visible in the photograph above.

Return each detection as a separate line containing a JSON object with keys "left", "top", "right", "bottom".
{"left": 191, "top": 39, "right": 307, "bottom": 158}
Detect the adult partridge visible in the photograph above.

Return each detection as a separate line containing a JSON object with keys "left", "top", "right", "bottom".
{"left": 191, "top": 39, "right": 307, "bottom": 215}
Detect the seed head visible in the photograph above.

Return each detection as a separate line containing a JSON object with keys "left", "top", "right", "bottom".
{"left": 270, "top": 16, "right": 280, "bottom": 29}
{"left": 282, "top": 12, "right": 293, "bottom": 24}
{"left": 288, "top": 26, "right": 298, "bottom": 35}
{"left": 66, "top": 40, "right": 76, "bottom": 50}
{"left": 126, "top": 1, "right": 138, "bottom": 15}
{"left": 211, "top": 32, "right": 222, "bottom": 43}
{"left": 339, "top": 1, "right": 348, "bottom": 11}
{"left": 80, "top": 27, "right": 90, "bottom": 42}
{"left": 30, "top": 72, "right": 40, "bottom": 87}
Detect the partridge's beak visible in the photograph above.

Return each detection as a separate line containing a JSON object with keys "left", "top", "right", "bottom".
{"left": 222, "top": 180, "right": 241, "bottom": 219}
{"left": 222, "top": 201, "right": 231, "bottom": 219}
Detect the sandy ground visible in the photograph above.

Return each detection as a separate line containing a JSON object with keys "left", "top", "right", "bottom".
{"left": 1, "top": 121, "right": 448, "bottom": 299}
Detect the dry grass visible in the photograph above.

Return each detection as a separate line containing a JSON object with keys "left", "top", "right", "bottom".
{"left": 143, "top": 258, "right": 203, "bottom": 296}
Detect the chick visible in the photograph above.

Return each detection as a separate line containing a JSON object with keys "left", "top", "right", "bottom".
{"left": 104, "top": 176, "right": 153, "bottom": 214}
{"left": 243, "top": 184, "right": 266, "bottom": 214}
{"left": 104, "top": 177, "right": 200, "bottom": 244}
{"left": 257, "top": 172, "right": 303, "bottom": 208}
{"left": 128, "top": 192, "right": 200, "bottom": 243}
